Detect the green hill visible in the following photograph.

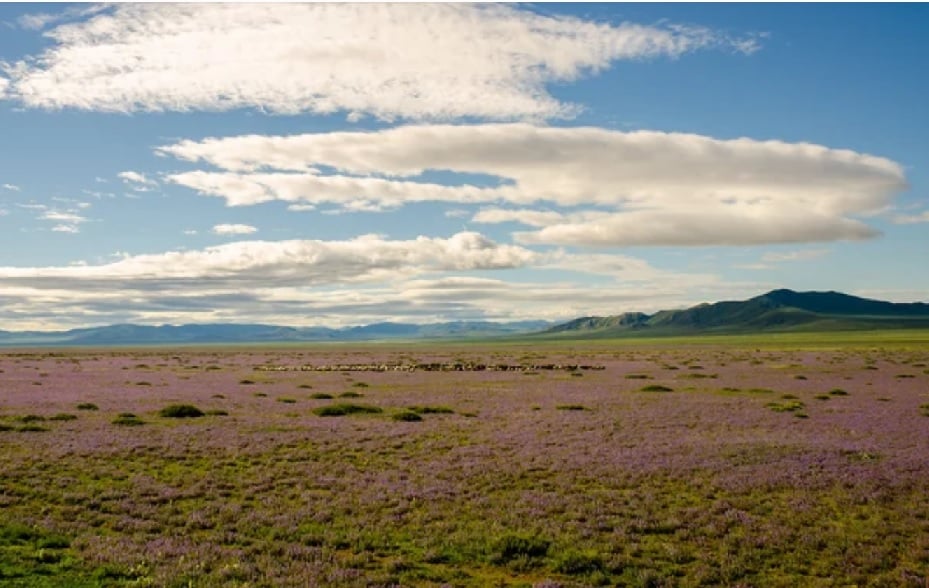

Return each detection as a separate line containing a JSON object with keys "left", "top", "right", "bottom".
{"left": 540, "top": 289, "right": 929, "bottom": 338}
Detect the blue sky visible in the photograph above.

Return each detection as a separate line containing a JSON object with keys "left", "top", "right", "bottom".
{"left": 0, "top": 3, "right": 926, "bottom": 330}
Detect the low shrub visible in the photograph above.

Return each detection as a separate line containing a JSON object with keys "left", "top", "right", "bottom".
{"left": 828, "top": 388, "right": 849, "bottom": 396}
{"left": 17, "top": 414, "right": 46, "bottom": 423}
{"left": 339, "top": 391, "right": 363, "bottom": 398}
{"left": 158, "top": 404, "right": 205, "bottom": 418}
{"left": 640, "top": 384, "right": 674, "bottom": 392}
{"left": 408, "top": 405, "right": 454, "bottom": 414}
{"left": 767, "top": 400, "right": 805, "bottom": 413}
{"left": 16, "top": 424, "right": 48, "bottom": 432}
{"left": 309, "top": 393, "right": 334, "bottom": 399}
{"left": 76, "top": 402, "right": 99, "bottom": 411}
{"left": 556, "top": 404, "right": 588, "bottom": 411}
{"left": 112, "top": 414, "right": 145, "bottom": 426}
{"left": 277, "top": 397, "right": 297, "bottom": 404}
{"left": 392, "top": 411, "right": 423, "bottom": 422}
{"left": 312, "top": 403, "right": 383, "bottom": 417}
{"left": 625, "top": 374, "right": 651, "bottom": 379}
{"left": 205, "top": 409, "right": 229, "bottom": 416}
{"left": 49, "top": 413, "right": 78, "bottom": 421}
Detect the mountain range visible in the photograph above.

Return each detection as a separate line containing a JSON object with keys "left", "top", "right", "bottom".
{"left": 541, "top": 289, "right": 929, "bottom": 338}
{"left": 1, "top": 289, "right": 928, "bottom": 346}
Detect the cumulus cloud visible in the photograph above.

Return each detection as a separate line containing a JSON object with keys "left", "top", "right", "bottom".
{"left": 0, "top": 232, "right": 534, "bottom": 288}
{"left": 118, "top": 171, "right": 157, "bottom": 186}
{"left": 0, "top": 231, "right": 753, "bottom": 329}
{"left": 0, "top": 4, "right": 759, "bottom": 120}
{"left": 159, "top": 124, "right": 906, "bottom": 246}
{"left": 2, "top": 183, "right": 20, "bottom": 191}
{"left": 32, "top": 208, "right": 89, "bottom": 233}
{"left": 212, "top": 223, "right": 257, "bottom": 236}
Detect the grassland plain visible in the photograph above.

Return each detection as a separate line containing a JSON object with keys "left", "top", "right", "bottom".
{"left": 1, "top": 333, "right": 929, "bottom": 586}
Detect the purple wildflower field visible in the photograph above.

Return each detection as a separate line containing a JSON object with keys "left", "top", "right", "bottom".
{"left": 1, "top": 342, "right": 929, "bottom": 586}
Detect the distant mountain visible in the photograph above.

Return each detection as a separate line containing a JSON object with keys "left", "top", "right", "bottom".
{"left": 3, "top": 290, "right": 928, "bottom": 346}
{"left": 0, "top": 320, "right": 552, "bottom": 347}
{"left": 540, "top": 289, "right": 929, "bottom": 338}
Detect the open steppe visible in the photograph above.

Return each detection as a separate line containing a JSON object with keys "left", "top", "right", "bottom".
{"left": 2, "top": 334, "right": 929, "bottom": 586}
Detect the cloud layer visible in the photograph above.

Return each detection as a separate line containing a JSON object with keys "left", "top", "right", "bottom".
{"left": 160, "top": 124, "right": 906, "bottom": 246}
{"left": 0, "top": 231, "right": 739, "bottom": 329}
{"left": 1, "top": 4, "right": 758, "bottom": 120}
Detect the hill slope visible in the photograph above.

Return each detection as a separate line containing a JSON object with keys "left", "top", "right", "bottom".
{"left": 542, "top": 289, "right": 929, "bottom": 338}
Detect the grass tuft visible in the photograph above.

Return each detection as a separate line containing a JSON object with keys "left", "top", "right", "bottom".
{"left": 76, "top": 402, "right": 99, "bottom": 411}
{"left": 640, "top": 384, "right": 674, "bottom": 392}
{"left": 392, "top": 411, "right": 423, "bottom": 422}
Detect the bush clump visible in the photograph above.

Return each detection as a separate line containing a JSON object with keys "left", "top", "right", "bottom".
{"left": 408, "top": 405, "right": 454, "bottom": 414}
{"left": 205, "top": 409, "right": 229, "bottom": 416}
{"left": 828, "top": 388, "right": 849, "bottom": 396}
{"left": 16, "top": 424, "right": 48, "bottom": 432}
{"left": 309, "top": 393, "right": 334, "bottom": 399}
{"left": 158, "top": 404, "right": 205, "bottom": 418}
{"left": 76, "top": 403, "right": 99, "bottom": 411}
{"left": 556, "top": 404, "right": 588, "bottom": 411}
{"left": 339, "top": 391, "right": 363, "bottom": 398}
{"left": 49, "top": 413, "right": 78, "bottom": 421}
{"left": 312, "top": 403, "right": 383, "bottom": 417}
{"left": 112, "top": 413, "right": 145, "bottom": 426}
{"left": 640, "top": 384, "right": 674, "bottom": 392}
{"left": 392, "top": 411, "right": 423, "bottom": 422}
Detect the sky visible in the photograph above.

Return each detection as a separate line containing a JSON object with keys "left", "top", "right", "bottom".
{"left": 0, "top": 3, "right": 927, "bottom": 331}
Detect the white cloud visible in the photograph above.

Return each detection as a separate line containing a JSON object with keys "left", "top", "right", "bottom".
{"left": 0, "top": 230, "right": 761, "bottom": 329}
{"left": 514, "top": 210, "right": 877, "bottom": 246}
{"left": 51, "top": 224, "right": 80, "bottom": 234}
{"left": 118, "top": 171, "right": 158, "bottom": 190}
{"left": 760, "top": 249, "right": 830, "bottom": 263}
{"left": 15, "top": 5, "right": 108, "bottom": 31}
{"left": 183, "top": 229, "right": 198, "bottom": 236}
{"left": 2, "top": 183, "right": 20, "bottom": 191}
{"left": 0, "top": 4, "right": 759, "bottom": 120}
{"left": 0, "top": 209, "right": 8, "bottom": 217}
{"left": 473, "top": 208, "right": 567, "bottom": 227}
{"left": 0, "top": 232, "right": 534, "bottom": 286}
{"left": 212, "top": 223, "right": 258, "bottom": 236}
{"left": 892, "top": 210, "right": 929, "bottom": 224}
{"left": 41, "top": 210, "right": 87, "bottom": 224}
{"left": 159, "top": 124, "right": 906, "bottom": 246}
